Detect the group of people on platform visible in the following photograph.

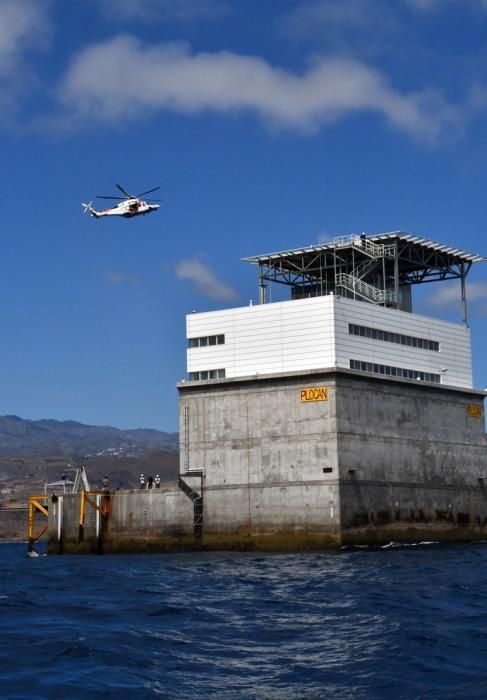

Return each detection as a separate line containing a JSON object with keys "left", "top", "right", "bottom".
{"left": 98, "top": 474, "right": 162, "bottom": 492}
{"left": 139, "top": 474, "right": 161, "bottom": 489}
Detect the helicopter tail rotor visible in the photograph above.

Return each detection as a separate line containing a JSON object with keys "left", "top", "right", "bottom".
{"left": 82, "top": 201, "right": 103, "bottom": 218}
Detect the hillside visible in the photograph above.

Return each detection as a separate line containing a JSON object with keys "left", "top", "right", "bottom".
{"left": 0, "top": 416, "right": 180, "bottom": 507}
{"left": 0, "top": 415, "right": 178, "bottom": 457}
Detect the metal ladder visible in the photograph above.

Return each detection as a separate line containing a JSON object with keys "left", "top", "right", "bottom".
{"left": 178, "top": 476, "right": 203, "bottom": 543}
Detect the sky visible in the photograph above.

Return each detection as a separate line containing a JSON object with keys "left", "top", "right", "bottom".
{"left": 2, "top": 0, "right": 487, "bottom": 431}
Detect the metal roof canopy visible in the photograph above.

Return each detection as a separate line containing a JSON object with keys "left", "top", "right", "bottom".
{"left": 242, "top": 231, "right": 486, "bottom": 322}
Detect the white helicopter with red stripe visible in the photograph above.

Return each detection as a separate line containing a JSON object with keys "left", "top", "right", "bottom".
{"left": 82, "top": 184, "right": 161, "bottom": 219}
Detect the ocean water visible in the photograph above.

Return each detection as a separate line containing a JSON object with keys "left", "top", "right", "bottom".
{"left": 1, "top": 543, "right": 487, "bottom": 699}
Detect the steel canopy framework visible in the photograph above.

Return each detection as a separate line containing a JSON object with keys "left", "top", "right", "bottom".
{"left": 242, "top": 231, "right": 486, "bottom": 322}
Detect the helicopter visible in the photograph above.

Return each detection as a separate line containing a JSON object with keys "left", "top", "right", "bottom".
{"left": 82, "top": 184, "right": 161, "bottom": 219}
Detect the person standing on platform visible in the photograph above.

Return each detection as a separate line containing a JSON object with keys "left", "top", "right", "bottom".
{"left": 155, "top": 474, "right": 161, "bottom": 488}
{"left": 139, "top": 473, "right": 145, "bottom": 489}
{"left": 148, "top": 475, "right": 154, "bottom": 489}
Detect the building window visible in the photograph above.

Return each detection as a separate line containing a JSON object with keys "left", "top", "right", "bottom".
{"left": 349, "top": 359, "right": 440, "bottom": 383}
{"left": 189, "top": 368, "right": 226, "bottom": 381}
{"left": 188, "top": 334, "right": 225, "bottom": 348}
{"left": 348, "top": 324, "right": 439, "bottom": 352}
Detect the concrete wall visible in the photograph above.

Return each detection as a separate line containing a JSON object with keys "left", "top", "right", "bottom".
{"left": 179, "top": 369, "right": 487, "bottom": 547}
{"left": 107, "top": 488, "right": 194, "bottom": 552}
{"left": 334, "top": 372, "right": 487, "bottom": 543}
{"left": 181, "top": 373, "right": 338, "bottom": 486}
{"left": 180, "top": 371, "right": 341, "bottom": 548}
{"left": 48, "top": 487, "right": 195, "bottom": 554}
{"left": 48, "top": 369, "right": 487, "bottom": 553}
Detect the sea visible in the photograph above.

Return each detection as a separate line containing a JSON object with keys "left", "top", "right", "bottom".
{"left": 1, "top": 542, "right": 487, "bottom": 699}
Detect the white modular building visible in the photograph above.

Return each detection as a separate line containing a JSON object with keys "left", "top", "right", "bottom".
{"left": 186, "top": 232, "right": 482, "bottom": 390}
{"left": 187, "top": 294, "right": 472, "bottom": 388}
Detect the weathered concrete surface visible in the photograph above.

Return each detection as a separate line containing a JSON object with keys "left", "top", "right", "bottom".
{"left": 202, "top": 483, "right": 341, "bottom": 549}
{"left": 48, "top": 486, "right": 195, "bottom": 554}
{"left": 336, "top": 372, "right": 487, "bottom": 544}
{"left": 48, "top": 369, "right": 487, "bottom": 552}
{"left": 179, "top": 371, "right": 341, "bottom": 549}
{"left": 179, "top": 369, "right": 487, "bottom": 548}
{"left": 105, "top": 488, "right": 194, "bottom": 552}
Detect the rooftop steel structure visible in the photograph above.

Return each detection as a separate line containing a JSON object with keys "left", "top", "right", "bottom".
{"left": 242, "top": 231, "right": 486, "bottom": 322}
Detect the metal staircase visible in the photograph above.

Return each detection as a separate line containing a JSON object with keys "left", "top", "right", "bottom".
{"left": 336, "top": 273, "right": 396, "bottom": 305}
{"left": 353, "top": 255, "right": 381, "bottom": 281}
{"left": 178, "top": 476, "right": 203, "bottom": 542}
{"left": 333, "top": 235, "right": 397, "bottom": 305}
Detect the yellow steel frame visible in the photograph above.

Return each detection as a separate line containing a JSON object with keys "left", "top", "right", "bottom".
{"left": 28, "top": 495, "right": 49, "bottom": 551}
{"left": 79, "top": 491, "right": 110, "bottom": 526}
{"left": 79, "top": 491, "right": 111, "bottom": 542}
{"left": 27, "top": 490, "right": 112, "bottom": 550}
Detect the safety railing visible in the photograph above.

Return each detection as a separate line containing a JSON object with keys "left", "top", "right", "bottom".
{"left": 333, "top": 235, "right": 395, "bottom": 258}
{"left": 336, "top": 273, "right": 397, "bottom": 305}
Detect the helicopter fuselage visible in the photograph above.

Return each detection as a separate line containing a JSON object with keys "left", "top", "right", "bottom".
{"left": 84, "top": 199, "right": 160, "bottom": 218}
{"left": 82, "top": 184, "right": 161, "bottom": 219}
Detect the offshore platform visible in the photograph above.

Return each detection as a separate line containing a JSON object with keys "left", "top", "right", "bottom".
{"left": 44, "top": 232, "right": 487, "bottom": 552}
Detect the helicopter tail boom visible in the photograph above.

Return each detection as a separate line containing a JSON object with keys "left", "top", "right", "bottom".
{"left": 82, "top": 202, "right": 103, "bottom": 218}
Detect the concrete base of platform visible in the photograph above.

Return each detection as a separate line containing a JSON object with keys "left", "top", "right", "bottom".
{"left": 47, "top": 369, "right": 487, "bottom": 553}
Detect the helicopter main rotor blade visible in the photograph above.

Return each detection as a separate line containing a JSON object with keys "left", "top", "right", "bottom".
{"left": 116, "top": 183, "right": 134, "bottom": 198}
{"left": 135, "top": 186, "right": 160, "bottom": 198}
{"left": 96, "top": 195, "right": 126, "bottom": 200}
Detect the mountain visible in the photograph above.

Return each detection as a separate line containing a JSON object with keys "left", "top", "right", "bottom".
{"left": 0, "top": 415, "right": 179, "bottom": 457}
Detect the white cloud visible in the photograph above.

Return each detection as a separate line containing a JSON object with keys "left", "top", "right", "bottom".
{"left": 104, "top": 271, "right": 141, "bottom": 286}
{"left": 175, "top": 258, "right": 238, "bottom": 301}
{"left": 425, "top": 281, "right": 487, "bottom": 307}
{"left": 404, "top": 0, "right": 487, "bottom": 11}
{"left": 281, "top": 0, "right": 395, "bottom": 37}
{"left": 317, "top": 231, "right": 335, "bottom": 244}
{"left": 279, "top": 0, "right": 456, "bottom": 39}
{"left": 402, "top": 0, "right": 442, "bottom": 11}
{"left": 57, "top": 35, "right": 458, "bottom": 140}
{"left": 0, "top": 0, "right": 50, "bottom": 76}
{"left": 282, "top": 0, "right": 487, "bottom": 37}
{"left": 464, "top": 84, "right": 487, "bottom": 116}
{"left": 464, "top": 282, "right": 487, "bottom": 301}
{"left": 97, "top": 0, "right": 228, "bottom": 22}
{"left": 0, "top": 0, "right": 51, "bottom": 117}
{"left": 424, "top": 284, "right": 460, "bottom": 307}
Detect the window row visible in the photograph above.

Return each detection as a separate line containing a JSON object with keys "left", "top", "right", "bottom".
{"left": 189, "top": 368, "right": 226, "bottom": 381}
{"left": 188, "top": 334, "right": 225, "bottom": 348}
{"left": 348, "top": 324, "right": 439, "bottom": 352}
{"left": 349, "top": 359, "right": 440, "bottom": 383}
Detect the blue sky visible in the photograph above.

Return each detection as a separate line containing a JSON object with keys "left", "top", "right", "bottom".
{"left": 2, "top": 0, "right": 487, "bottom": 431}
